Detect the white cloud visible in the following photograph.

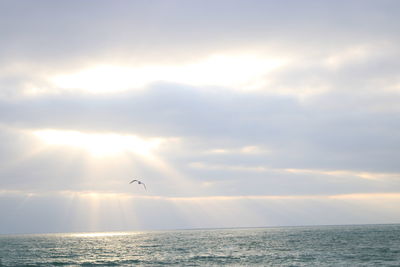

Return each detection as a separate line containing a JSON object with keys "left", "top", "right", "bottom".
{"left": 189, "top": 162, "right": 268, "bottom": 172}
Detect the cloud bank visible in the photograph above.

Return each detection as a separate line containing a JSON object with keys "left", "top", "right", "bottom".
{"left": 1, "top": 0, "right": 400, "bottom": 234}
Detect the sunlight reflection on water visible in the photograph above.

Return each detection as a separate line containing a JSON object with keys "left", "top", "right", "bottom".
{"left": 0, "top": 225, "right": 400, "bottom": 266}
{"left": 69, "top": 232, "right": 135, "bottom": 238}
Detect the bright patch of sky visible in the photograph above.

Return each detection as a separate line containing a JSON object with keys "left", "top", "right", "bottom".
{"left": 48, "top": 54, "right": 287, "bottom": 94}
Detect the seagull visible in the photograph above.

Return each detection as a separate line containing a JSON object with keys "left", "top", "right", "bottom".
{"left": 129, "top": 179, "right": 147, "bottom": 190}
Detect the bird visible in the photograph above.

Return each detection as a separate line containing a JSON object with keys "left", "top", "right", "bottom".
{"left": 129, "top": 179, "right": 147, "bottom": 190}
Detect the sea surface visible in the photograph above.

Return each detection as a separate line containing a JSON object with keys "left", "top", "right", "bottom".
{"left": 0, "top": 224, "right": 399, "bottom": 266}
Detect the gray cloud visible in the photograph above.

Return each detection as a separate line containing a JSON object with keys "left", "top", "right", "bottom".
{"left": 0, "top": 0, "right": 399, "bottom": 68}
{"left": 1, "top": 82, "right": 400, "bottom": 196}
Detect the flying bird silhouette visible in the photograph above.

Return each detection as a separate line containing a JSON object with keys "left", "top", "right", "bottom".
{"left": 129, "top": 179, "right": 147, "bottom": 190}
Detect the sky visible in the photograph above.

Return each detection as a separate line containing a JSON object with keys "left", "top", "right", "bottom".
{"left": 1, "top": 0, "right": 400, "bottom": 234}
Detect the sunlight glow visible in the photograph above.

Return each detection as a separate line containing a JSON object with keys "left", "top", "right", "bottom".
{"left": 283, "top": 168, "right": 400, "bottom": 180}
{"left": 5, "top": 189, "right": 400, "bottom": 201}
{"left": 324, "top": 44, "right": 379, "bottom": 69}
{"left": 49, "top": 54, "right": 287, "bottom": 93}
{"left": 33, "top": 129, "right": 163, "bottom": 157}
{"left": 206, "top": 145, "right": 268, "bottom": 155}
{"left": 189, "top": 162, "right": 400, "bottom": 181}
{"left": 71, "top": 232, "right": 132, "bottom": 238}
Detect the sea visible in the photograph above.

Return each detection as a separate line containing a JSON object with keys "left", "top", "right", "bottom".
{"left": 0, "top": 224, "right": 399, "bottom": 266}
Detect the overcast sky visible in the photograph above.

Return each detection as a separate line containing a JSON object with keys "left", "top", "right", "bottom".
{"left": 1, "top": 0, "right": 400, "bottom": 234}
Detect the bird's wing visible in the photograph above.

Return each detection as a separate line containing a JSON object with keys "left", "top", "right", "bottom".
{"left": 142, "top": 183, "right": 147, "bottom": 190}
{"left": 129, "top": 179, "right": 138, "bottom": 184}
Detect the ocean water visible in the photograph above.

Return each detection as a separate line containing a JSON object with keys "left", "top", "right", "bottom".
{"left": 0, "top": 224, "right": 399, "bottom": 266}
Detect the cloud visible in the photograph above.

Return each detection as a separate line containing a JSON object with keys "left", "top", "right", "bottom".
{"left": 2, "top": 83, "right": 400, "bottom": 173}
{"left": 1, "top": 1, "right": 399, "bottom": 69}
{"left": 1, "top": 0, "right": 400, "bottom": 233}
